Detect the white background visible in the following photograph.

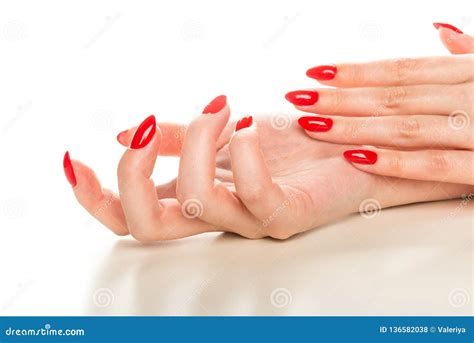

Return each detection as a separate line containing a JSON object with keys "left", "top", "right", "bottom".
{"left": 0, "top": 0, "right": 472, "bottom": 315}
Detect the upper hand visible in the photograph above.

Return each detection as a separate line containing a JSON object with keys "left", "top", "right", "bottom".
{"left": 287, "top": 23, "right": 474, "bottom": 185}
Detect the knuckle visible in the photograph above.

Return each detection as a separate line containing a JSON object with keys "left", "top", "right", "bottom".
{"left": 129, "top": 227, "right": 156, "bottom": 242}
{"left": 381, "top": 86, "right": 407, "bottom": 110}
{"left": 455, "top": 84, "right": 473, "bottom": 110}
{"left": 386, "top": 154, "right": 405, "bottom": 176}
{"left": 394, "top": 117, "right": 421, "bottom": 141}
{"left": 429, "top": 153, "right": 450, "bottom": 172}
{"left": 238, "top": 185, "right": 267, "bottom": 204}
{"left": 332, "top": 88, "right": 345, "bottom": 110}
{"left": 268, "top": 227, "right": 294, "bottom": 240}
{"left": 390, "top": 58, "right": 419, "bottom": 84}
{"left": 342, "top": 121, "right": 359, "bottom": 140}
{"left": 347, "top": 64, "right": 365, "bottom": 85}
{"left": 241, "top": 229, "right": 266, "bottom": 240}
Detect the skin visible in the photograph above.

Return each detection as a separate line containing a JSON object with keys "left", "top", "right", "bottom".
{"left": 67, "top": 27, "right": 474, "bottom": 241}
{"left": 293, "top": 28, "right": 474, "bottom": 185}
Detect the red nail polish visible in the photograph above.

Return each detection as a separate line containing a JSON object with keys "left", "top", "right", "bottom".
{"left": 343, "top": 149, "right": 378, "bottom": 165}
{"left": 235, "top": 115, "right": 253, "bottom": 131}
{"left": 63, "top": 151, "right": 77, "bottom": 187}
{"left": 116, "top": 129, "right": 128, "bottom": 143}
{"left": 130, "top": 115, "right": 156, "bottom": 149}
{"left": 433, "top": 23, "right": 463, "bottom": 34}
{"left": 285, "top": 90, "right": 319, "bottom": 106}
{"left": 298, "top": 116, "right": 332, "bottom": 132}
{"left": 202, "top": 95, "right": 227, "bottom": 114}
{"left": 306, "top": 65, "right": 337, "bottom": 81}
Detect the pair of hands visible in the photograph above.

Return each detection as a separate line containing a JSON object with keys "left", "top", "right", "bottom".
{"left": 63, "top": 23, "right": 473, "bottom": 241}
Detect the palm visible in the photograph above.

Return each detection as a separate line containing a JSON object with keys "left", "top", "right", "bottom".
{"left": 213, "top": 114, "right": 376, "bottom": 229}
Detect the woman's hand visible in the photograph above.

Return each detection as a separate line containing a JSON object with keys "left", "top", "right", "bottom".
{"left": 64, "top": 96, "right": 471, "bottom": 241}
{"left": 287, "top": 24, "right": 474, "bottom": 185}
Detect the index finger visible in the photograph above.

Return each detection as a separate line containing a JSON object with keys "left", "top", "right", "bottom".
{"left": 306, "top": 55, "right": 472, "bottom": 87}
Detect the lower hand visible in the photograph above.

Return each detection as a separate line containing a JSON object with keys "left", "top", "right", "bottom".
{"left": 64, "top": 96, "right": 471, "bottom": 241}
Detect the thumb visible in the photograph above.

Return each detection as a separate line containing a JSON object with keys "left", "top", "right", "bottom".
{"left": 433, "top": 22, "right": 474, "bottom": 54}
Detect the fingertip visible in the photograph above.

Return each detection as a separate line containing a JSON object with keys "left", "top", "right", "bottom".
{"left": 116, "top": 129, "right": 129, "bottom": 146}
{"left": 63, "top": 151, "right": 77, "bottom": 187}
{"left": 202, "top": 94, "right": 227, "bottom": 114}
{"left": 130, "top": 114, "right": 156, "bottom": 150}
{"left": 235, "top": 115, "right": 253, "bottom": 132}
{"left": 433, "top": 22, "right": 463, "bottom": 34}
{"left": 438, "top": 27, "right": 474, "bottom": 54}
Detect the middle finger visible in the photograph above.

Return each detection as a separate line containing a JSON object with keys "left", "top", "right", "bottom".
{"left": 286, "top": 83, "right": 471, "bottom": 117}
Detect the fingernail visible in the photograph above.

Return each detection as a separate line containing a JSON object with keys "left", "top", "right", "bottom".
{"left": 285, "top": 90, "right": 319, "bottom": 106}
{"left": 63, "top": 151, "right": 77, "bottom": 187}
{"left": 306, "top": 65, "right": 337, "bottom": 81}
{"left": 433, "top": 22, "right": 463, "bottom": 34}
{"left": 130, "top": 115, "right": 156, "bottom": 149}
{"left": 116, "top": 129, "right": 128, "bottom": 143}
{"left": 235, "top": 115, "right": 253, "bottom": 131}
{"left": 343, "top": 149, "right": 378, "bottom": 165}
{"left": 298, "top": 116, "right": 332, "bottom": 132}
{"left": 202, "top": 95, "right": 227, "bottom": 114}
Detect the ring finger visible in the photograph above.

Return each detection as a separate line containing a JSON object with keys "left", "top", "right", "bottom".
{"left": 298, "top": 114, "right": 474, "bottom": 150}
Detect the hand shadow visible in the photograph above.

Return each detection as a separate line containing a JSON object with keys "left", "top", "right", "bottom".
{"left": 84, "top": 200, "right": 472, "bottom": 316}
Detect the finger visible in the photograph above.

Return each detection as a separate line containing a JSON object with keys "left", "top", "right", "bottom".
{"left": 286, "top": 83, "right": 471, "bottom": 116}
{"left": 305, "top": 55, "right": 472, "bottom": 87}
{"left": 229, "top": 117, "right": 300, "bottom": 238}
{"left": 117, "top": 121, "right": 236, "bottom": 156}
{"left": 298, "top": 115, "right": 474, "bottom": 150}
{"left": 63, "top": 152, "right": 129, "bottom": 236}
{"left": 117, "top": 122, "right": 186, "bottom": 156}
{"left": 155, "top": 179, "right": 177, "bottom": 199}
{"left": 343, "top": 148, "right": 474, "bottom": 185}
{"left": 117, "top": 115, "right": 219, "bottom": 241}
{"left": 435, "top": 23, "right": 474, "bottom": 54}
{"left": 176, "top": 96, "right": 264, "bottom": 239}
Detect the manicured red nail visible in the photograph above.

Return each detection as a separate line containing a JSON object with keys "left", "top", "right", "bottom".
{"left": 306, "top": 65, "right": 337, "bottom": 81}
{"left": 130, "top": 115, "right": 156, "bottom": 149}
{"left": 433, "top": 23, "right": 463, "bottom": 34}
{"left": 285, "top": 90, "right": 319, "bottom": 106}
{"left": 235, "top": 115, "right": 253, "bottom": 131}
{"left": 63, "top": 151, "right": 77, "bottom": 187}
{"left": 343, "top": 150, "right": 378, "bottom": 165}
{"left": 298, "top": 116, "right": 332, "bottom": 132}
{"left": 116, "top": 129, "right": 128, "bottom": 143}
{"left": 202, "top": 95, "right": 227, "bottom": 114}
